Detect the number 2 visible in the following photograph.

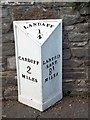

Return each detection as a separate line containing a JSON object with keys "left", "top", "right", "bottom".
{"left": 27, "top": 66, "right": 31, "bottom": 74}
{"left": 49, "top": 66, "right": 55, "bottom": 75}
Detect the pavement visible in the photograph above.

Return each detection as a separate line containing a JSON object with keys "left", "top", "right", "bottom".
{"left": 2, "top": 96, "right": 88, "bottom": 119}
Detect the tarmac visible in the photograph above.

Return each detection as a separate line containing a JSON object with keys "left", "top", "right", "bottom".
{"left": 2, "top": 96, "right": 88, "bottom": 119}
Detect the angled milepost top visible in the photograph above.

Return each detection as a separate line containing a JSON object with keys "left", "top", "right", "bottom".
{"left": 14, "top": 19, "right": 61, "bottom": 45}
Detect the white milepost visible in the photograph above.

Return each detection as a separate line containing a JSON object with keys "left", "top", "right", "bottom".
{"left": 13, "top": 19, "right": 62, "bottom": 111}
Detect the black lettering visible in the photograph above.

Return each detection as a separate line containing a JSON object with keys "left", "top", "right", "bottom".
{"left": 33, "top": 23, "right": 37, "bottom": 26}
{"left": 29, "top": 76, "right": 31, "bottom": 80}
{"left": 38, "top": 29, "right": 41, "bottom": 34}
{"left": 28, "top": 58, "right": 31, "bottom": 62}
{"left": 27, "top": 66, "right": 31, "bottom": 74}
{"left": 22, "top": 74, "right": 38, "bottom": 83}
{"left": 51, "top": 75, "right": 53, "bottom": 79}
{"left": 52, "top": 57, "right": 54, "bottom": 61}
{"left": 22, "top": 57, "right": 24, "bottom": 61}
{"left": 52, "top": 66, "right": 55, "bottom": 71}
{"left": 33, "top": 60, "right": 36, "bottom": 64}
{"left": 55, "top": 60, "right": 57, "bottom": 64}
{"left": 31, "top": 59, "right": 33, "bottom": 63}
{"left": 32, "top": 78, "right": 34, "bottom": 81}
{"left": 18, "top": 56, "right": 21, "bottom": 60}
{"left": 57, "top": 54, "right": 60, "bottom": 58}
{"left": 46, "top": 64, "right": 49, "bottom": 69}
{"left": 56, "top": 72, "right": 58, "bottom": 76}
{"left": 50, "top": 25, "right": 54, "bottom": 28}
{"left": 49, "top": 68, "right": 52, "bottom": 75}
{"left": 25, "top": 58, "right": 27, "bottom": 61}
{"left": 37, "top": 61, "right": 39, "bottom": 65}
{"left": 45, "top": 78, "right": 48, "bottom": 82}
{"left": 38, "top": 23, "right": 41, "bottom": 26}
{"left": 22, "top": 74, "right": 25, "bottom": 78}
{"left": 49, "top": 58, "right": 52, "bottom": 62}
{"left": 46, "top": 62, "right": 56, "bottom": 69}
{"left": 18, "top": 56, "right": 39, "bottom": 65}
{"left": 37, "top": 35, "right": 42, "bottom": 39}
{"left": 47, "top": 24, "right": 50, "bottom": 27}
{"left": 49, "top": 63, "right": 52, "bottom": 67}
{"left": 54, "top": 73, "right": 56, "bottom": 77}
{"left": 30, "top": 59, "right": 33, "bottom": 63}
{"left": 26, "top": 75, "right": 28, "bottom": 79}
{"left": 54, "top": 55, "right": 57, "bottom": 59}
{"left": 24, "top": 26, "right": 27, "bottom": 29}
{"left": 29, "top": 24, "right": 32, "bottom": 27}
{"left": 52, "top": 62, "right": 54, "bottom": 66}
{"left": 43, "top": 61, "right": 46, "bottom": 65}
{"left": 35, "top": 79, "right": 38, "bottom": 82}
{"left": 42, "top": 23, "right": 45, "bottom": 26}
{"left": 46, "top": 60, "right": 49, "bottom": 63}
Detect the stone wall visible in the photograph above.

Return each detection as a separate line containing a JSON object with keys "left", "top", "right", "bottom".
{"left": 1, "top": 2, "right": 90, "bottom": 100}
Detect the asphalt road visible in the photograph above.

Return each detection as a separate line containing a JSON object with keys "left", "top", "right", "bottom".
{"left": 2, "top": 96, "right": 88, "bottom": 119}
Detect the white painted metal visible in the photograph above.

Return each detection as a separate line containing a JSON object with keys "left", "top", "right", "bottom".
{"left": 13, "top": 19, "right": 62, "bottom": 111}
